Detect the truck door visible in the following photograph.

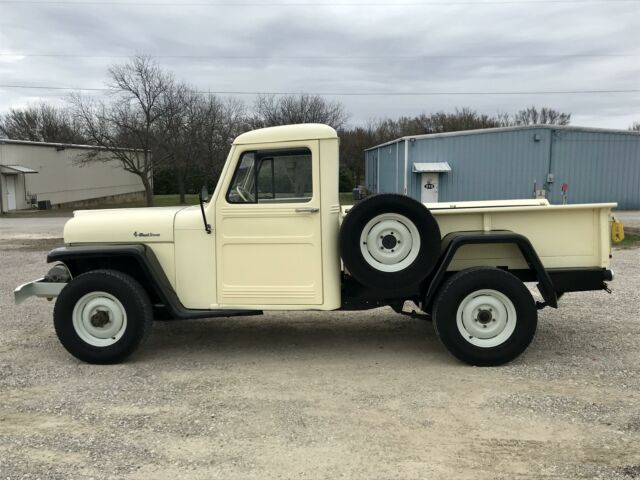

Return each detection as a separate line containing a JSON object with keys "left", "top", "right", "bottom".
{"left": 215, "top": 142, "right": 323, "bottom": 306}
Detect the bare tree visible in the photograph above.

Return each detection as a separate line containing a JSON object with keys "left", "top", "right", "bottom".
{"left": 630, "top": 122, "right": 640, "bottom": 131}
{"left": 0, "top": 103, "right": 85, "bottom": 143}
{"left": 251, "top": 94, "right": 348, "bottom": 129}
{"left": 503, "top": 106, "right": 571, "bottom": 126}
{"left": 71, "top": 56, "right": 174, "bottom": 206}
{"left": 338, "top": 125, "right": 378, "bottom": 187}
{"left": 198, "top": 96, "right": 247, "bottom": 185}
{"left": 155, "top": 82, "right": 201, "bottom": 203}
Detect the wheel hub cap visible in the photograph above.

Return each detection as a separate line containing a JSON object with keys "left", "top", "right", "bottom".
{"left": 359, "top": 213, "right": 421, "bottom": 273}
{"left": 90, "top": 310, "right": 110, "bottom": 328}
{"left": 456, "top": 289, "right": 517, "bottom": 348}
{"left": 72, "top": 292, "right": 128, "bottom": 347}
{"left": 381, "top": 234, "right": 397, "bottom": 250}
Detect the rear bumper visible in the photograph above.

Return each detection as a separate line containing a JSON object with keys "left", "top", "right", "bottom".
{"left": 508, "top": 268, "right": 613, "bottom": 295}
{"left": 14, "top": 278, "right": 67, "bottom": 305}
{"left": 548, "top": 268, "right": 614, "bottom": 293}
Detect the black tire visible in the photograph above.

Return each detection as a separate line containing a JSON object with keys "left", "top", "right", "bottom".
{"left": 53, "top": 269, "right": 153, "bottom": 364}
{"left": 432, "top": 267, "right": 537, "bottom": 366}
{"left": 340, "top": 194, "right": 441, "bottom": 289}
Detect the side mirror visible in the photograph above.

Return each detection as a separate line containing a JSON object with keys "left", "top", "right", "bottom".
{"left": 199, "top": 185, "right": 209, "bottom": 203}
{"left": 198, "top": 185, "right": 212, "bottom": 234}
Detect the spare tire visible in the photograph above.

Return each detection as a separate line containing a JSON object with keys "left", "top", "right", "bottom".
{"left": 340, "top": 194, "right": 441, "bottom": 290}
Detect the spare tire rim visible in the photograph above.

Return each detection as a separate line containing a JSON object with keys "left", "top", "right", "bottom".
{"left": 456, "top": 289, "right": 517, "bottom": 348}
{"left": 359, "top": 213, "right": 421, "bottom": 273}
{"left": 72, "top": 291, "right": 128, "bottom": 347}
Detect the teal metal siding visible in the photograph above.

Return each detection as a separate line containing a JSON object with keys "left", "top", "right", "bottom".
{"left": 548, "top": 130, "right": 640, "bottom": 208}
{"left": 377, "top": 143, "right": 398, "bottom": 193}
{"left": 409, "top": 129, "right": 549, "bottom": 203}
{"left": 364, "top": 126, "right": 640, "bottom": 208}
{"left": 365, "top": 149, "right": 377, "bottom": 192}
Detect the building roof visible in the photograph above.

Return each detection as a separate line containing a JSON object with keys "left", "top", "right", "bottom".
{"left": 0, "top": 164, "right": 38, "bottom": 174}
{"left": 365, "top": 124, "right": 640, "bottom": 151}
{"left": 0, "top": 138, "right": 143, "bottom": 153}
{"left": 233, "top": 124, "right": 337, "bottom": 145}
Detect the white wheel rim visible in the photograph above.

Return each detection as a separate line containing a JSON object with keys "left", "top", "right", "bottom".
{"left": 456, "top": 289, "right": 517, "bottom": 348}
{"left": 359, "top": 213, "right": 421, "bottom": 273}
{"left": 72, "top": 291, "right": 127, "bottom": 347}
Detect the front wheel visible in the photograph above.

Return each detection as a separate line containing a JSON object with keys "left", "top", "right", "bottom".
{"left": 53, "top": 269, "right": 153, "bottom": 364}
{"left": 432, "top": 267, "right": 537, "bottom": 366}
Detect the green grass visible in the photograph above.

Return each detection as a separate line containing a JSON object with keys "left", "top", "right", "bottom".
{"left": 339, "top": 192, "right": 355, "bottom": 205}
{"left": 104, "top": 194, "right": 200, "bottom": 209}
{"left": 614, "top": 232, "right": 640, "bottom": 249}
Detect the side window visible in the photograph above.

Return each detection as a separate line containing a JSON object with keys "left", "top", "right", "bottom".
{"left": 227, "top": 148, "right": 312, "bottom": 204}
{"left": 226, "top": 152, "right": 256, "bottom": 204}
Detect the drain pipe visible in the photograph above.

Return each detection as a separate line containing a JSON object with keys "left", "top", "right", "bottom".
{"left": 0, "top": 172, "right": 4, "bottom": 214}
{"left": 0, "top": 143, "right": 4, "bottom": 213}
{"left": 403, "top": 139, "right": 409, "bottom": 195}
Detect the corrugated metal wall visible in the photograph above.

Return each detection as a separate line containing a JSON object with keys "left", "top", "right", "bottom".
{"left": 410, "top": 128, "right": 550, "bottom": 202}
{"left": 549, "top": 130, "right": 640, "bottom": 208}
{"left": 0, "top": 143, "right": 145, "bottom": 207}
{"left": 365, "top": 127, "right": 640, "bottom": 209}
{"left": 365, "top": 149, "right": 378, "bottom": 192}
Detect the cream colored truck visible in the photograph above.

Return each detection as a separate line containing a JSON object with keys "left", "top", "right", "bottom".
{"left": 14, "top": 124, "right": 619, "bottom": 366}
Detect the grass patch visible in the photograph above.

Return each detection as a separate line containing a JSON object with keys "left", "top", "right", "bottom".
{"left": 339, "top": 192, "right": 354, "bottom": 205}
{"left": 103, "top": 194, "right": 200, "bottom": 209}
{"left": 614, "top": 233, "right": 640, "bottom": 249}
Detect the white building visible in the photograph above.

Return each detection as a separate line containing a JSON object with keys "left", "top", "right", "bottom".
{"left": 0, "top": 139, "right": 146, "bottom": 212}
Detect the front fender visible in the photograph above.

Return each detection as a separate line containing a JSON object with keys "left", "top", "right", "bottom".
{"left": 46, "top": 245, "right": 259, "bottom": 320}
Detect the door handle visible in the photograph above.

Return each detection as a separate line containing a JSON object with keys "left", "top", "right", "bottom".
{"left": 295, "top": 207, "right": 319, "bottom": 213}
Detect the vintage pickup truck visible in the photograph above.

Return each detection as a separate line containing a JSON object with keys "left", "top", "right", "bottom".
{"left": 15, "top": 124, "right": 620, "bottom": 366}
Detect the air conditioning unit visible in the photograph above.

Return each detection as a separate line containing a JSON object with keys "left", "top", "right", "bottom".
{"left": 27, "top": 193, "right": 38, "bottom": 208}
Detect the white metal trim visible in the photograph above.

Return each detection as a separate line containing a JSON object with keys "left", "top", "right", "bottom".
{"left": 412, "top": 162, "right": 452, "bottom": 173}
{"left": 403, "top": 140, "right": 408, "bottom": 195}
{"left": 364, "top": 124, "right": 640, "bottom": 151}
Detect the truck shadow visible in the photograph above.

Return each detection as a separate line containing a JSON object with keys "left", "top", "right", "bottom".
{"left": 140, "top": 310, "right": 455, "bottom": 364}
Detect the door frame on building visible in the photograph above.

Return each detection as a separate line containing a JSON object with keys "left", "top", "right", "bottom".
{"left": 412, "top": 162, "right": 451, "bottom": 204}
{"left": 1, "top": 166, "right": 38, "bottom": 213}
{"left": 421, "top": 172, "right": 440, "bottom": 203}
{"left": 6, "top": 174, "right": 17, "bottom": 210}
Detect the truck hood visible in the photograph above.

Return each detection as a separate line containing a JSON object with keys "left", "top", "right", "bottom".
{"left": 64, "top": 206, "right": 188, "bottom": 244}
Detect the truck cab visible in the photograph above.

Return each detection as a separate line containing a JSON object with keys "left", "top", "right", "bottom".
{"left": 15, "top": 124, "right": 620, "bottom": 367}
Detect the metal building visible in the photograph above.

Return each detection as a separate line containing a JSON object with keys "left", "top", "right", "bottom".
{"left": 0, "top": 139, "right": 146, "bottom": 212}
{"left": 365, "top": 125, "right": 640, "bottom": 209}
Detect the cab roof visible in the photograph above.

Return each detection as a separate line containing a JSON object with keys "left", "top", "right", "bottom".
{"left": 233, "top": 124, "right": 338, "bottom": 145}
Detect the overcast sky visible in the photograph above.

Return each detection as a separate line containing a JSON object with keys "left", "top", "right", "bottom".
{"left": 0, "top": 0, "right": 639, "bottom": 129}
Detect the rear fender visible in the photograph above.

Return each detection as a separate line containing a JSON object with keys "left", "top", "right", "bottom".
{"left": 423, "top": 231, "right": 558, "bottom": 311}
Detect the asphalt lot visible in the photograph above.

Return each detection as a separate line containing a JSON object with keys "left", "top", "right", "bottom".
{"left": 1, "top": 236, "right": 639, "bottom": 479}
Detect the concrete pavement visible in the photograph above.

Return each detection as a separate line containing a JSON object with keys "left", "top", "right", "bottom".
{"left": 0, "top": 215, "right": 69, "bottom": 239}
{"left": 614, "top": 210, "right": 640, "bottom": 233}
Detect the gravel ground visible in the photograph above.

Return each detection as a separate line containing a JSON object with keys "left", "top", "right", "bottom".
{"left": 1, "top": 239, "right": 639, "bottom": 479}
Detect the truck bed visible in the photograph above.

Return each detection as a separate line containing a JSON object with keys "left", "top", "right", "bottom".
{"left": 342, "top": 199, "right": 616, "bottom": 271}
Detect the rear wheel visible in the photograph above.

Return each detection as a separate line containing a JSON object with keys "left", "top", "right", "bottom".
{"left": 53, "top": 269, "right": 153, "bottom": 364}
{"left": 432, "top": 267, "right": 537, "bottom": 366}
{"left": 340, "top": 194, "right": 441, "bottom": 289}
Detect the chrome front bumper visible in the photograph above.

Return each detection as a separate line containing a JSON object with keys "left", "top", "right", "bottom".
{"left": 14, "top": 278, "right": 67, "bottom": 305}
